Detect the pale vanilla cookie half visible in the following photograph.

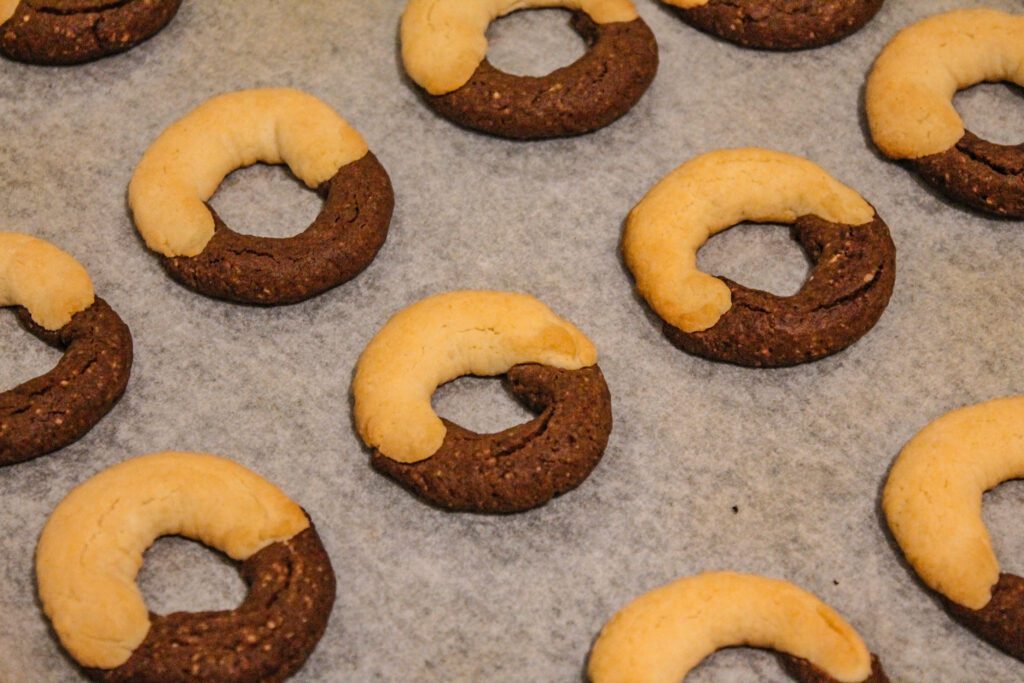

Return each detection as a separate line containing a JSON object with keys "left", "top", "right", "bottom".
{"left": 623, "top": 148, "right": 895, "bottom": 367}
{"left": 401, "top": 0, "right": 658, "bottom": 139}
{"left": 353, "top": 290, "right": 612, "bottom": 513}
{"left": 866, "top": 8, "right": 1024, "bottom": 218}
{"left": 129, "top": 88, "right": 393, "bottom": 304}
{"left": 588, "top": 572, "right": 888, "bottom": 683}
{"left": 884, "top": 396, "right": 1024, "bottom": 660}
{"left": 0, "top": 233, "right": 132, "bottom": 467}
{"left": 37, "top": 452, "right": 335, "bottom": 681}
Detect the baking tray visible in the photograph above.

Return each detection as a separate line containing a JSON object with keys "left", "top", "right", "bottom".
{"left": 2, "top": 0, "right": 1024, "bottom": 680}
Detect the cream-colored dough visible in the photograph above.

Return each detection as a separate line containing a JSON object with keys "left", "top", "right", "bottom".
{"left": 0, "top": 0, "right": 18, "bottom": 25}
{"left": 36, "top": 452, "right": 310, "bottom": 669}
{"left": 128, "top": 88, "right": 369, "bottom": 258}
{"left": 353, "top": 290, "right": 597, "bottom": 463}
{"left": 866, "top": 8, "right": 1024, "bottom": 159}
{"left": 588, "top": 572, "right": 873, "bottom": 683}
{"left": 401, "top": 0, "right": 639, "bottom": 95}
{"left": 0, "top": 232, "right": 94, "bottom": 331}
{"left": 883, "top": 396, "right": 1024, "bottom": 610}
{"left": 623, "top": 148, "right": 875, "bottom": 333}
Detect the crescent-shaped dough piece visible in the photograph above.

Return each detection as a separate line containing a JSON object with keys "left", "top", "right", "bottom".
{"left": 623, "top": 148, "right": 875, "bottom": 333}
{"left": 400, "top": 0, "right": 639, "bottom": 95}
{"left": 883, "top": 396, "right": 1024, "bottom": 610}
{"left": 866, "top": 8, "right": 1024, "bottom": 160}
{"left": 588, "top": 572, "right": 873, "bottom": 683}
{"left": 36, "top": 452, "right": 310, "bottom": 669}
{"left": 353, "top": 290, "right": 597, "bottom": 463}
{"left": 128, "top": 88, "right": 369, "bottom": 258}
{"left": 0, "top": 232, "right": 95, "bottom": 330}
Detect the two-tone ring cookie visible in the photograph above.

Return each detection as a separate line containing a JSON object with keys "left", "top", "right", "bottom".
{"left": 588, "top": 572, "right": 889, "bottom": 682}
{"left": 660, "top": 0, "right": 884, "bottom": 51}
{"left": 353, "top": 291, "right": 612, "bottom": 513}
{"left": 0, "top": 233, "right": 132, "bottom": 466}
{"left": 867, "top": 9, "right": 1024, "bottom": 218}
{"left": 624, "top": 148, "right": 895, "bottom": 368}
{"left": 0, "top": 0, "right": 182, "bottom": 65}
{"left": 884, "top": 396, "right": 1024, "bottom": 661}
{"left": 37, "top": 452, "right": 336, "bottom": 681}
{"left": 129, "top": 88, "right": 394, "bottom": 305}
{"left": 401, "top": 0, "right": 658, "bottom": 140}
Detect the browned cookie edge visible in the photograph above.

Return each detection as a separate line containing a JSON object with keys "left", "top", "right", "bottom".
{"left": 945, "top": 573, "right": 1024, "bottom": 662}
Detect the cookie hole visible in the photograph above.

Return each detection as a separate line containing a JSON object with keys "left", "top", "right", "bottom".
{"left": 487, "top": 9, "right": 586, "bottom": 77}
{"left": 697, "top": 223, "right": 811, "bottom": 297}
{"left": 138, "top": 537, "right": 247, "bottom": 615}
{"left": 208, "top": 164, "right": 323, "bottom": 239}
{"left": 433, "top": 375, "right": 535, "bottom": 434}
{"left": 983, "top": 479, "right": 1024, "bottom": 578}
{"left": 954, "top": 82, "right": 1024, "bottom": 146}
{"left": 0, "top": 310, "right": 62, "bottom": 390}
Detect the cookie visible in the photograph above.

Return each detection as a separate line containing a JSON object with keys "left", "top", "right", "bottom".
{"left": 37, "top": 452, "right": 335, "bottom": 681}
{"left": 662, "top": 0, "right": 883, "bottom": 51}
{"left": 588, "top": 572, "right": 887, "bottom": 682}
{"left": 623, "top": 148, "right": 894, "bottom": 368}
{"left": 372, "top": 363, "right": 611, "bottom": 513}
{"left": 401, "top": 0, "right": 658, "bottom": 140}
{"left": 353, "top": 290, "right": 610, "bottom": 513}
{"left": 0, "top": 233, "right": 132, "bottom": 466}
{"left": 866, "top": 8, "right": 1024, "bottom": 218}
{"left": 129, "top": 88, "right": 393, "bottom": 305}
{"left": 883, "top": 396, "right": 1024, "bottom": 660}
{"left": 0, "top": 0, "right": 182, "bottom": 65}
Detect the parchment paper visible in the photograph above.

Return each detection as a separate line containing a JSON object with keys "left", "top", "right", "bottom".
{"left": 2, "top": 1, "right": 1024, "bottom": 680}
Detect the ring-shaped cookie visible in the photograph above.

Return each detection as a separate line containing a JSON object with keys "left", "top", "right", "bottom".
{"left": 0, "top": 233, "right": 132, "bottom": 466}
{"left": 0, "top": 0, "right": 182, "bottom": 65}
{"left": 401, "top": 0, "right": 658, "bottom": 140}
{"left": 36, "top": 452, "right": 336, "bottom": 681}
{"left": 588, "top": 572, "right": 889, "bottom": 682}
{"left": 866, "top": 8, "right": 1024, "bottom": 218}
{"left": 353, "top": 290, "right": 612, "bottom": 513}
{"left": 623, "top": 148, "right": 895, "bottom": 368}
{"left": 129, "top": 88, "right": 394, "bottom": 305}
{"left": 884, "top": 396, "right": 1024, "bottom": 660}
{"left": 661, "top": 0, "right": 884, "bottom": 51}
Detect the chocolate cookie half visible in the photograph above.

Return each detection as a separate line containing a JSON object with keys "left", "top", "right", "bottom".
{"left": 945, "top": 573, "right": 1024, "bottom": 662}
{"left": 907, "top": 131, "right": 1024, "bottom": 219}
{"left": 84, "top": 524, "right": 335, "bottom": 683}
{"left": 426, "top": 12, "right": 658, "bottom": 140}
{"left": 0, "top": 297, "right": 132, "bottom": 466}
{"left": 162, "top": 153, "right": 394, "bottom": 305}
{"left": 372, "top": 364, "right": 612, "bottom": 514}
{"left": 668, "top": 0, "right": 884, "bottom": 51}
{"left": 665, "top": 213, "right": 895, "bottom": 368}
{"left": 778, "top": 654, "right": 890, "bottom": 683}
{"left": 0, "top": 0, "right": 182, "bottom": 65}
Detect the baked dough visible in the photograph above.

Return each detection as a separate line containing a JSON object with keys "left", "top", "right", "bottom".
{"left": 36, "top": 452, "right": 309, "bottom": 669}
{"left": 588, "top": 572, "right": 873, "bottom": 683}
{"left": 0, "top": 1, "right": 16, "bottom": 24}
{"left": 866, "top": 8, "right": 1024, "bottom": 160}
{"left": 128, "top": 88, "right": 369, "bottom": 258}
{"left": 353, "top": 290, "right": 597, "bottom": 463}
{"left": 0, "top": 232, "right": 94, "bottom": 331}
{"left": 623, "top": 148, "right": 875, "bottom": 333}
{"left": 401, "top": 0, "right": 639, "bottom": 95}
{"left": 883, "top": 396, "right": 1024, "bottom": 610}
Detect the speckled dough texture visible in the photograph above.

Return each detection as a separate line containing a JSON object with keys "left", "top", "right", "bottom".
{"left": 665, "top": 0, "right": 884, "bottom": 51}
{"left": 372, "top": 363, "right": 612, "bottom": 513}
{"left": 424, "top": 12, "right": 658, "bottom": 140}
{"left": 0, "top": 0, "right": 182, "bottom": 65}
{"left": 162, "top": 153, "right": 394, "bottom": 305}
{"left": 0, "top": 299, "right": 132, "bottom": 466}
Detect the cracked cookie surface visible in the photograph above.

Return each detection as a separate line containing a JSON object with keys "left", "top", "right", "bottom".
{"left": 0, "top": 0, "right": 182, "bottom": 65}
{"left": 0, "top": 298, "right": 132, "bottom": 466}
{"left": 665, "top": 0, "right": 883, "bottom": 50}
